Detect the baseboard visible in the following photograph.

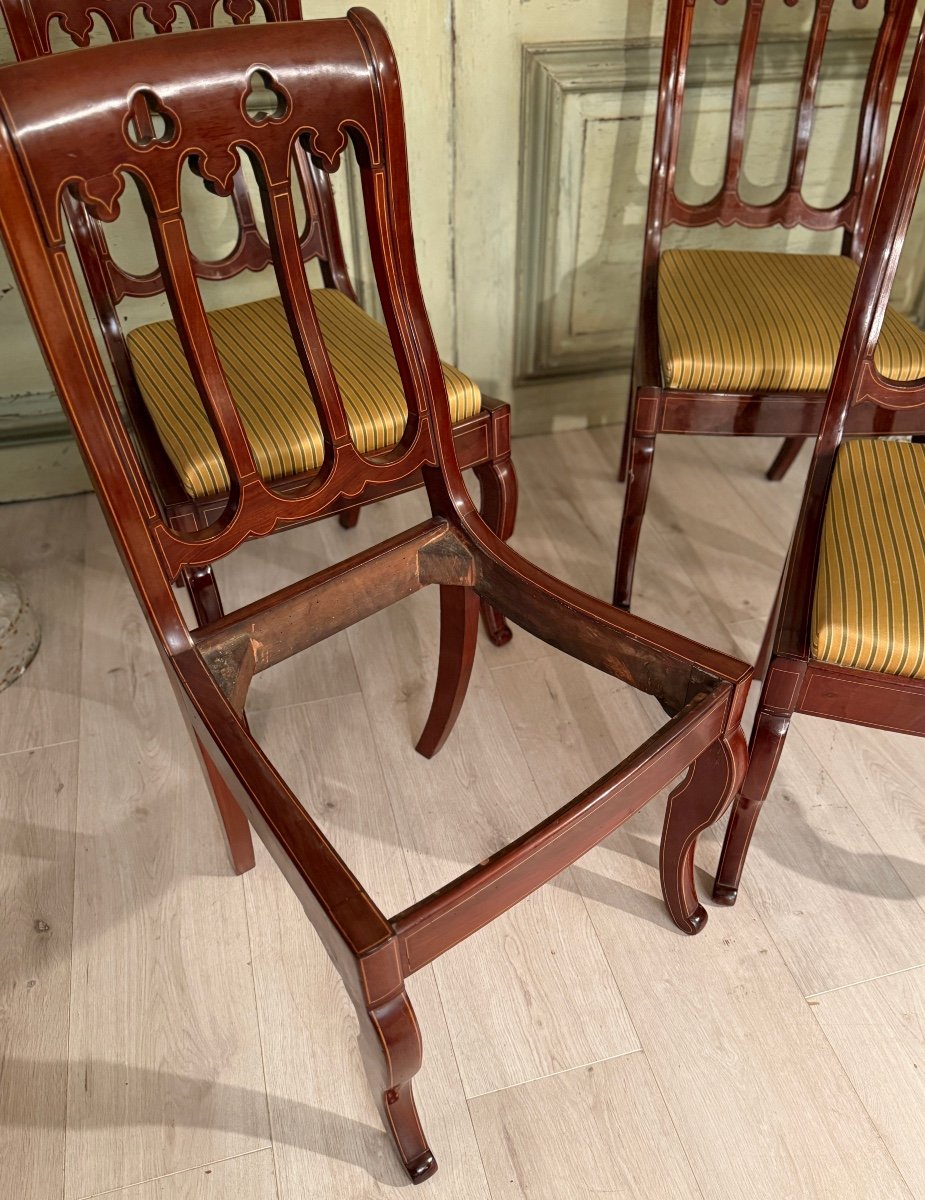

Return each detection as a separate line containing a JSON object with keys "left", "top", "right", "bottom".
{"left": 511, "top": 370, "right": 630, "bottom": 437}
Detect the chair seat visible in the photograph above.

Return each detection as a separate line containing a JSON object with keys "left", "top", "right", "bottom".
{"left": 126, "top": 288, "right": 482, "bottom": 499}
{"left": 658, "top": 249, "right": 925, "bottom": 394}
{"left": 812, "top": 438, "right": 925, "bottom": 680}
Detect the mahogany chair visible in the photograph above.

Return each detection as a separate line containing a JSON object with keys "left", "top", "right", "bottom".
{"left": 0, "top": 0, "right": 517, "bottom": 647}
{"left": 614, "top": 0, "right": 925, "bottom": 611}
{"left": 713, "top": 7, "right": 925, "bottom": 905}
{"left": 0, "top": 10, "right": 752, "bottom": 1180}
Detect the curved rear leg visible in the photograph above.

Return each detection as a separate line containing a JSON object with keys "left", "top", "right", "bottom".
{"left": 416, "top": 585, "right": 479, "bottom": 759}
{"left": 181, "top": 563, "right": 224, "bottom": 627}
{"left": 613, "top": 430, "right": 657, "bottom": 611}
{"left": 474, "top": 457, "right": 518, "bottom": 646}
{"left": 660, "top": 729, "right": 747, "bottom": 934}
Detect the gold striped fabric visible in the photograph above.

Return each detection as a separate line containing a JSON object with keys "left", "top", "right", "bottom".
{"left": 812, "top": 439, "right": 925, "bottom": 680}
{"left": 658, "top": 249, "right": 925, "bottom": 393}
{"left": 126, "top": 288, "right": 482, "bottom": 499}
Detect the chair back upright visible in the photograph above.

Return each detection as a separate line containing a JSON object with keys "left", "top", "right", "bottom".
{"left": 644, "top": 0, "right": 916, "bottom": 286}
{"left": 0, "top": 0, "right": 354, "bottom": 301}
{"left": 776, "top": 6, "right": 925, "bottom": 656}
{"left": 0, "top": 11, "right": 471, "bottom": 647}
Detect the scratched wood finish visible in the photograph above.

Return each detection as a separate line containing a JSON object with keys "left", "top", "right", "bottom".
{"left": 0, "top": 0, "right": 518, "bottom": 647}
{"left": 613, "top": 0, "right": 921, "bottom": 610}
{"left": 714, "top": 11, "right": 925, "bottom": 910}
{"left": 0, "top": 12, "right": 751, "bottom": 1182}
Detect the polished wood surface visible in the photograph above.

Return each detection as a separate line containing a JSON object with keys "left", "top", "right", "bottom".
{"left": 0, "top": 11, "right": 750, "bottom": 1182}
{"left": 714, "top": 9, "right": 925, "bottom": 908}
{"left": 0, "top": 0, "right": 518, "bottom": 646}
{"left": 613, "top": 0, "right": 920, "bottom": 610}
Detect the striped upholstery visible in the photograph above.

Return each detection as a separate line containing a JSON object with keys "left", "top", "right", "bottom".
{"left": 126, "top": 288, "right": 482, "bottom": 499}
{"left": 659, "top": 250, "right": 925, "bottom": 393}
{"left": 812, "top": 439, "right": 925, "bottom": 680}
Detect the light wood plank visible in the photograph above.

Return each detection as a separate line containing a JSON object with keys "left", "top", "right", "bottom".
{"left": 66, "top": 504, "right": 269, "bottom": 1200}
{"left": 724, "top": 720, "right": 925, "bottom": 995}
{"left": 576, "top": 803, "right": 914, "bottom": 1200}
{"left": 589, "top": 426, "right": 787, "bottom": 652}
{"left": 7, "top": 424, "right": 924, "bottom": 1197}
{"left": 246, "top": 695, "right": 492, "bottom": 1198}
{"left": 812, "top": 966, "right": 925, "bottom": 1199}
{"left": 469, "top": 1051, "right": 703, "bottom": 1200}
{"left": 496, "top": 430, "right": 917, "bottom": 1196}
{"left": 98, "top": 1149, "right": 278, "bottom": 1200}
{"left": 494, "top": 430, "right": 739, "bottom": 689}
{"left": 0, "top": 494, "right": 85, "bottom": 755}
{"left": 569, "top": 429, "right": 925, "bottom": 994}
{"left": 0, "top": 742, "right": 77, "bottom": 1200}
{"left": 798, "top": 718, "right": 925, "bottom": 923}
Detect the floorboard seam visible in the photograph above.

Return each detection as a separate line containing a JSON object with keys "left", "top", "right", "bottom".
{"left": 0, "top": 736, "right": 79, "bottom": 760}
{"left": 464, "top": 1046, "right": 643, "bottom": 1102}
{"left": 75, "top": 1145, "right": 273, "bottom": 1200}
{"left": 805, "top": 960, "right": 925, "bottom": 1000}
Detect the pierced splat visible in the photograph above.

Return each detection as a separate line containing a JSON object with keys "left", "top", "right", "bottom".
{"left": 124, "top": 88, "right": 177, "bottom": 149}
{"left": 0, "top": 0, "right": 520, "bottom": 648}
{"left": 661, "top": 0, "right": 910, "bottom": 241}
{"left": 0, "top": 0, "right": 346, "bottom": 296}
{"left": 243, "top": 67, "right": 289, "bottom": 124}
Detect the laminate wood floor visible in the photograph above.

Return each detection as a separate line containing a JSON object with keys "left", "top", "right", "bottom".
{"left": 1, "top": 427, "right": 923, "bottom": 1199}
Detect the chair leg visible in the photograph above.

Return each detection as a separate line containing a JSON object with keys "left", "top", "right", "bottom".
{"left": 755, "top": 570, "right": 785, "bottom": 682}
{"left": 338, "top": 506, "right": 361, "bottom": 529}
{"left": 765, "top": 437, "right": 804, "bottom": 482}
{"left": 660, "top": 729, "right": 747, "bottom": 934}
{"left": 617, "top": 370, "right": 636, "bottom": 484}
{"left": 194, "top": 735, "right": 255, "bottom": 875}
{"left": 357, "top": 981, "right": 436, "bottom": 1182}
{"left": 474, "top": 456, "right": 518, "bottom": 646}
{"left": 612, "top": 426, "right": 657, "bottom": 610}
{"left": 712, "top": 704, "right": 791, "bottom": 904}
{"left": 416, "top": 585, "right": 479, "bottom": 759}
{"left": 181, "top": 563, "right": 224, "bottom": 627}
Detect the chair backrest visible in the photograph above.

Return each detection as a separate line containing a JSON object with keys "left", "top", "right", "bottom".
{"left": 644, "top": 0, "right": 916, "bottom": 276}
{"left": 775, "top": 6, "right": 925, "bottom": 654}
{"left": 0, "top": 0, "right": 355, "bottom": 302}
{"left": 0, "top": 10, "right": 470, "bottom": 644}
